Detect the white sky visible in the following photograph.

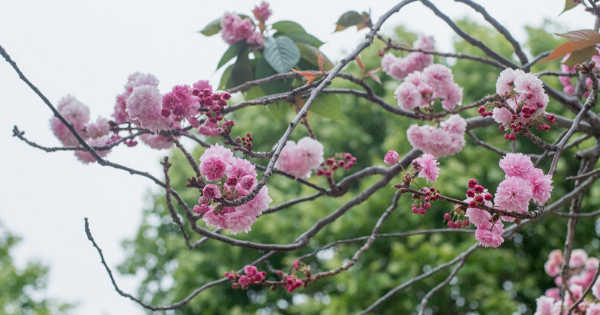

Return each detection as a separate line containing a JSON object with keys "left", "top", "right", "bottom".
{"left": 0, "top": 1, "right": 593, "bottom": 314}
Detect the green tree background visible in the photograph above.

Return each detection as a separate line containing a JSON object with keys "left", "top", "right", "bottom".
{"left": 116, "top": 19, "right": 600, "bottom": 315}
{"left": 0, "top": 222, "right": 72, "bottom": 315}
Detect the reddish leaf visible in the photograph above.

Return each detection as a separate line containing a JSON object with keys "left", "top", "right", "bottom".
{"left": 355, "top": 56, "right": 365, "bottom": 76}
{"left": 356, "top": 22, "right": 368, "bottom": 31}
{"left": 540, "top": 42, "right": 575, "bottom": 63}
{"left": 563, "top": 46, "right": 600, "bottom": 67}
{"left": 556, "top": 30, "right": 600, "bottom": 50}
{"left": 317, "top": 52, "right": 325, "bottom": 73}
{"left": 291, "top": 68, "right": 320, "bottom": 85}
{"left": 366, "top": 67, "right": 382, "bottom": 84}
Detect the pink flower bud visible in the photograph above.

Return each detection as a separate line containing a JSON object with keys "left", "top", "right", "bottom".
{"left": 240, "top": 175, "right": 255, "bottom": 190}
{"left": 384, "top": 150, "right": 399, "bottom": 165}
{"left": 203, "top": 184, "right": 221, "bottom": 199}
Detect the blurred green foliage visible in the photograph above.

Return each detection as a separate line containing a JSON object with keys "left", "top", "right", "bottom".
{"left": 118, "top": 18, "right": 600, "bottom": 315}
{"left": 0, "top": 223, "right": 72, "bottom": 315}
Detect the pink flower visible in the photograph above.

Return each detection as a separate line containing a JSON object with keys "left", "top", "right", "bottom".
{"left": 126, "top": 85, "right": 171, "bottom": 131}
{"left": 414, "top": 154, "right": 440, "bottom": 182}
{"left": 514, "top": 72, "right": 544, "bottom": 97}
{"left": 112, "top": 93, "right": 129, "bottom": 124}
{"left": 544, "top": 261, "right": 560, "bottom": 277}
{"left": 192, "top": 80, "right": 212, "bottom": 93}
{"left": 203, "top": 184, "right": 222, "bottom": 199}
{"left": 201, "top": 156, "right": 228, "bottom": 181}
{"left": 252, "top": 1, "right": 272, "bottom": 21}
{"left": 223, "top": 208, "right": 258, "bottom": 235}
{"left": 227, "top": 157, "right": 258, "bottom": 179}
{"left": 384, "top": 150, "right": 399, "bottom": 165}
{"left": 421, "top": 64, "right": 454, "bottom": 90}
{"left": 413, "top": 34, "right": 435, "bottom": 51}
{"left": 221, "top": 13, "right": 255, "bottom": 45}
{"left": 587, "top": 304, "right": 600, "bottom": 315}
{"left": 395, "top": 82, "right": 422, "bottom": 110}
{"left": 124, "top": 72, "right": 159, "bottom": 93}
{"left": 594, "top": 278, "right": 600, "bottom": 300}
{"left": 162, "top": 85, "right": 200, "bottom": 121}
{"left": 494, "top": 176, "right": 533, "bottom": 213}
{"left": 570, "top": 249, "right": 588, "bottom": 268}
{"left": 139, "top": 133, "right": 174, "bottom": 150}
{"left": 465, "top": 204, "right": 492, "bottom": 228}
{"left": 441, "top": 114, "right": 466, "bottom": 134}
{"left": 534, "top": 295, "right": 560, "bottom": 315}
{"left": 245, "top": 265, "right": 258, "bottom": 277}
{"left": 475, "top": 221, "right": 504, "bottom": 248}
{"left": 381, "top": 53, "right": 397, "bottom": 75}
{"left": 529, "top": 168, "right": 553, "bottom": 204}
{"left": 200, "top": 144, "right": 235, "bottom": 165}
{"left": 407, "top": 124, "right": 428, "bottom": 150}
{"left": 274, "top": 137, "right": 324, "bottom": 179}
{"left": 238, "top": 186, "right": 272, "bottom": 217}
{"left": 492, "top": 107, "right": 513, "bottom": 127}
{"left": 499, "top": 153, "right": 534, "bottom": 179}
{"left": 238, "top": 275, "right": 251, "bottom": 287}
{"left": 85, "top": 116, "right": 110, "bottom": 139}
{"left": 496, "top": 68, "right": 525, "bottom": 94}
{"left": 74, "top": 135, "right": 111, "bottom": 164}
{"left": 246, "top": 32, "right": 265, "bottom": 50}
{"left": 437, "top": 83, "right": 463, "bottom": 111}
{"left": 240, "top": 175, "right": 255, "bottom": 191}
{"left": 50, "top": 95, "right": 91, "bottom": 146}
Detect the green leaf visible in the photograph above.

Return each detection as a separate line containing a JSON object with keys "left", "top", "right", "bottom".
{"left": 263, "top": 36, "right": 301, "bottom": 73}
{"left": 229, "top": 48, "right": 254, "bottom": 88}
{"left": 295, "top": 43, "right": 334, "bottom": 71}
{"left": 563, "top": 46, "right": 599, "bottom": 67}
{"left": 200, "top": 18, "right": 222, "bottom": 36}
{"left": 560, "top": 0, "right": 579, "bottom": 15}
{"left": 334, "top": 11, "right": 363, "bottom": 32}
{"left": 219, "top": 64, "right": 233, "bottom": 90}
{"left": 272, "top": 21, "right": 306, "bottom": 34}
{"left": 310, "top": 94, "right": 344, "bottom": 120}
{"left": 217, "top": 41, "right": 247, "bottom": 70}
{"left": 255, "top": 57, "right": 293, "bottom": 94}
{"left": 267, "top": 101, "right": 291, "bottom": 121}
{"left": 276, "top": 32, "right": 324, "bottom": 48}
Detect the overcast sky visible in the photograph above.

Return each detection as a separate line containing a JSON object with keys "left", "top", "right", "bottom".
{"left": 0, "top": 1, "right": 594, "bottom": 314}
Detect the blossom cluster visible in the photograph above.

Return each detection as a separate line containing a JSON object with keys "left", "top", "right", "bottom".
{"left": 412, "top": 187, "right": 439, "bottom": 215}
{"left": 407, "top": 114, "right": 467, "bottom": 158}
{"left": 316, "top": 153, "right": 356, "bottom": 176}
{"left": 49, "top": 95, "right": 111, "bottom": 163}
{"left": 193, "top": 144, "right": 272, "bottom": 234}
{"left": 534, "top": 249, "right": 600, "bottom": 315}
{"left": 559, "top": 53, "right": 600, "bottom": 97}
{"left": 494, "top": 153, "right": 553, "bottom": 216}
{"left": 381, "top": 35, "right": 435, "bottom": 80}
{"left": 463, "top": 180, "right": 503, "bottom": 247}
{"left": 226, "top": 265, "right": 267, "bottom": 290}
{"left": 491, "top": 68, "right": 550, "bottom": 136}
{"left": 394, "top": 64, "right": 463, "bottom": 111}
{"left": 274, "top": 137, "right": 324, "bottom": 179}
{"left": 221, "top": 10, "right": 265, "bottom": 49}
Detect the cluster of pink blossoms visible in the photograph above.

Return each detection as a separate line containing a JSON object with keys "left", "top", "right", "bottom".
{"left": 559, "top": 52, "right": 600, "bottom": 97}
{"left": 193, "top": 144, "right": 272, "bottom": 234}
{"left": 394, "top": 64, "right": 463, "bottom": 111}
{"left": 316, "top": 153, "right": 356, "bottom": 176}
{"left": 221, "top": 2, "right": 269, "bottom": 50}
{"left": 226, "top": 265, "right": 267, "bottom": 290}
{"left": 274, "top": 137, "right": 324, "bottom": 179}
{"left": 407, "top": 114, "right": 467, "bottom": 158}
{"left": 49, "top": 95, "right": 112, "bottom": 163}
{"left": 534, "top": 249, "right": 600, "bottom": 315}
{"left": 463, "top": 180, "right": 503, "bottom": 247}
{"left": 494, "top": 153, "right": 553, "bottom": 217}
{"left": 412, "top": 153, "right": 440, "bottom": 183}
{"left": 381, "top": 35, "right": 435, "bottom": 80}
{"left": 492, "top": 68, "right": 551, "bottom": 134}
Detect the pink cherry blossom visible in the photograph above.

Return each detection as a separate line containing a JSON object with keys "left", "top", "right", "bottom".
{"left": 126, "top": 85, "right": 171, "bottom": 131}
{"left": 474, "top": 221, "right": 504, "bottom": 248}
{"left": 414, "top": 154, "right": 440, "bottom": 182}
{"left": 492, "top": 107, "right": 513, "bottom": 127}
{"left": 496, "top": 68, "right": 525, "bottom": 94}
{"left": 494, "top": 176, "right": 533, "bottom": 213}
{"left": 139, "top": 133, "right": 175, "bottom": 150}
{"left": 200, "top": 155, "right": 228, "bottom": 181}
{"left": 384, "top": 150, "right": 399, "bottom": 165}
{"left": 529, "top": 168, "right": 553, "bottom": 203}
{"left": 74, "top": 135, "right": 111, "bottom": 164}
{"left": 587, "top": 304, "right": 600, "bottom": 315}
{"left": 394, "top": 82, "right": 422, "bottom": 110}
{"left": 441, "top": 114, "right": 467, "bottom": 134}
{"left": 162, "top": 85, "right": 200, "bottom": 121}
{"left": 203, "top": 184, "right": 222, "bottom": 199}
{"left": 570, "top": 249, "right": 588, "bottom": 268}
{"left": 465, "top": 204, "right": 492, "bottom": 228}
{"left": 422, "top": 64, "right": 454, "bottom": 90}
{"left": 275, "top": 137, "right": 324, "bottom": 179}
{"left": 252, "top": 1, "right": 272, "bottom": 21}
{"left": 534, "top": 295, "right": 560, "bottom": 315}
{"left": 499, "top": 153, "right": 534, "bottom": 178}
{"left": 413, "top": 34, "right": 435, "bottom": 51}
{"left": 200, "top": 144, "right": 235, "bottom": 165}
{"left": 85, "top": 116, "right": 110, "bottom": 139}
